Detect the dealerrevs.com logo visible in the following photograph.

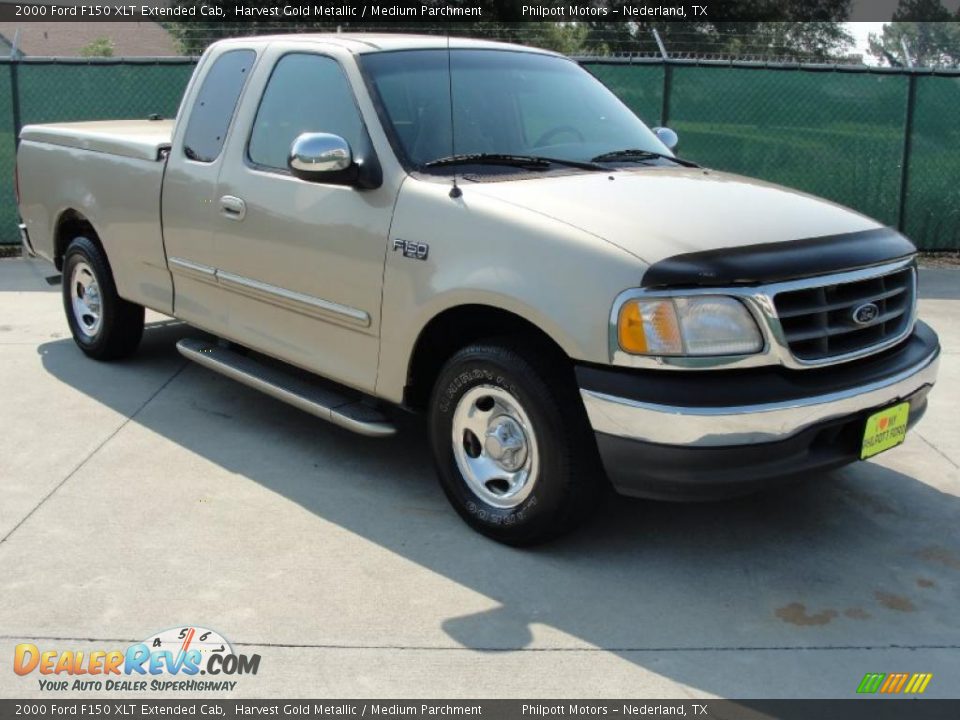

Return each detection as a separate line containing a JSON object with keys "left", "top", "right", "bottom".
{"left": 13, "top": 626, "right": 261, "bottom": 692}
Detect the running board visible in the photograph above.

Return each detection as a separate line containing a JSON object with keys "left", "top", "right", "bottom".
{"left": 176, "top": 338, "right": 396, "bottom": 438}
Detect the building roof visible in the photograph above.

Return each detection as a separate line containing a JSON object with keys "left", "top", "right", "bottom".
{"left": 0, "top": 21, "right": 179, "bottom": 57}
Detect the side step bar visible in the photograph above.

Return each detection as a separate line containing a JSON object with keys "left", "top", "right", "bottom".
{"left": 176, "top": 338, "right": 396, "bottom": 438}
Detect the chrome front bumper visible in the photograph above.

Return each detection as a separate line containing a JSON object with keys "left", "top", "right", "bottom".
{"left": 581, "top": 342, "right": 939, "bottom": 449}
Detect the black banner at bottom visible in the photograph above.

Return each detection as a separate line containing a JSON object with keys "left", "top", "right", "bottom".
{"left": 1, "top": 700, "right": 959, "bottom": 720}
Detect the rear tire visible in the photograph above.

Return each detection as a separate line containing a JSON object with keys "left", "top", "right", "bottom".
{"left": 62, "top": 236, "right": 144, "bottom": 360}
{"left": 428, "top": 339, "right": 602, "bottom": 545}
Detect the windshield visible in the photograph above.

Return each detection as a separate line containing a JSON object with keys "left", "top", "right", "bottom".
{"left": 360, "top": 49, "right": 671, "bottom": 172}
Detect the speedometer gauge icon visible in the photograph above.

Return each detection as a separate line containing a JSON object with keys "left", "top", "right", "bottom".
{"left": 143, "top": 626, "right": 233, "bottom": 664}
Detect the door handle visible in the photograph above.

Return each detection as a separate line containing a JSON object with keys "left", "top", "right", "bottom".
{"left": 219, "top": 195, "right": 246, "bottom": 221}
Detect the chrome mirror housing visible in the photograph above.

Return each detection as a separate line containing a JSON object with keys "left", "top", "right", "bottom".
{"left": 653, "top": 126, "right": 679, "bottom": 150}
{"left": 288, "top": 133, "right": 354, "bottom": 180}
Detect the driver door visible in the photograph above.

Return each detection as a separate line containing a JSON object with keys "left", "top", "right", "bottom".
{"left": 210, "top": 47, "right": 397, "bottom": 394}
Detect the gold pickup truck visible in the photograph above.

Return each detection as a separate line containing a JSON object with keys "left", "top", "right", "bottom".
{"left": 15, "top": 34, "right": 940, "bottom": 544}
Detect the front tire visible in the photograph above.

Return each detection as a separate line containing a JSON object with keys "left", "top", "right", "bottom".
{"left": 62, "top": 236, "right": 144, "bottom": 360}
{"left": 428, "top": 340, "right": 602, "bottom": 545}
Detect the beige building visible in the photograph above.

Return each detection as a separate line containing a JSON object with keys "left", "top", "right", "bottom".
{"left": 0, "top": 21, "right": 178, "bottom": 57}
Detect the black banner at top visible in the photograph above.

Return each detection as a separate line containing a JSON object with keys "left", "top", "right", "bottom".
{"left": 0, "top": 0, "right": 958, "bottom": 23}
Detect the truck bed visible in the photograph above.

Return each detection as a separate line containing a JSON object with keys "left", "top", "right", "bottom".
{"left": 17, "top": 118, "right": 175, "bottom": 313}
{"left": 19, "top": 119, "right": 173, "bottom": 162}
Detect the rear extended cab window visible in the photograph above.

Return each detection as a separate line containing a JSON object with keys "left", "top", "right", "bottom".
{"left": 183, "top": 49, "right": 256, "bottom": 163}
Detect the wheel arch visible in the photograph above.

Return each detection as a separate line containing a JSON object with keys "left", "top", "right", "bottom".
{"left": 53, "top": 209, "right": 104, "bottom": 271}
{"left": 403, "top": 303, "right": 574, "bottom": 411}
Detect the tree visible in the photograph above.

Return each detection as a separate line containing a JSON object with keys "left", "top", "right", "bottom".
{"left": 579, "top": 0, "right": 854, "bottom": 59}
{"left": 868, "top": 0, "right": 960, "bottom": 67}
{"left": 635, "top": 21, "right": 853, "bottom": 59}
{"left": 165, "top": 4, "right": 590, "bottom": 56}
{"left": 79, "top": 37, "right": 114, "bottom": 58}
{"left": 164, "top": 1, "right": 578, "bottom": 54}
{"left": 166, "top": 0, "right": 855, "bottom": 60}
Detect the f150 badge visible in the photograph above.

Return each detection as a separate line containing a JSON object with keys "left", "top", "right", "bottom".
{"left": 393, "top": 238, "right": 429, "bottom": 261}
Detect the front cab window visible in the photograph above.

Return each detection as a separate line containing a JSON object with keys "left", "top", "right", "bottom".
{"left": 248, "top": 53, "right": 368, "bottom": 172}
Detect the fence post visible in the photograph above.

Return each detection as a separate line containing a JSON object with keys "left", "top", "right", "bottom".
{"left": 9, "top": 56, "right": 21, "bottom": 147}
{"left": 652, "top": 29, "right": 672, "bottom": 127}
{"left": 661, "top": 63, "right": 673, "bottom": 127}
{"left": 896, "top": 74, "right": 917, "bottom": 234}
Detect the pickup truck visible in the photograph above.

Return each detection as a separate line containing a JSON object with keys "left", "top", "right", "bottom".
{"left": 16, "top": 34, "right": 940, "bottom": 545}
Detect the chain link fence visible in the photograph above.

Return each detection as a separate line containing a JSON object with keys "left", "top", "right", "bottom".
{"left": 0, "top": 58, "right": 196, "bottom": 244}
{"left": 0, "top": 56, "right": 957, "bottom": 250}
{"left": 584, "top": 59, "right": 960, "bottom": 251}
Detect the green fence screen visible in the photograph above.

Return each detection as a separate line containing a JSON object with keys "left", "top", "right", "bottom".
{"left": 904, "top": 75, "right": 960, "bottom": 250}
{"left": 583, "top": 60, "right": 958, "bottom": 251}
{"left": 0, "top": 63, "right": 13, "bottom": 248}
{"left": 665, "top": 67, "right": 906, "bottom": 229}
{"left": 0, "top": 59, "right": 195, "bottom": 243}
{"left": 0, "top": 57, "right": 956, "bottom": 250}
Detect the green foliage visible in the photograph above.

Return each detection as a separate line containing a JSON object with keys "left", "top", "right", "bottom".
{"left": 535, "top": 23, "right": 590, "bottom": 55}
{"left": 584, "top": 20, "right": 853, "bottom": 59}
{"left": 165, "top": 0, "right": 855, "bottom": 59}
{"left": 78, "top": 38, "right": 114, "bottom": 58}
{"left": 868, "top": 0, "right": 960, "bottom": 67}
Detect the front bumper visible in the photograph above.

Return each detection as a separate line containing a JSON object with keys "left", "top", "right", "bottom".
{"left": 578, "top": 321, "right": 940, "bottom": 500}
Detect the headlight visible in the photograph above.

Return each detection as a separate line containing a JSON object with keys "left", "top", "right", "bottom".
{"left": 617, "top": 296, "right": 763, "bottom": 356}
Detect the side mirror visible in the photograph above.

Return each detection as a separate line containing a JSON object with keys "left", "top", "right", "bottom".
{"left": 287, "top": 132, "right": 382, "bottom": 189}
{"left": 288, "top": 132, "right": 357, "bottom": 185}
{"left": 653, "top": 126, "right": 679, "bottom": 151}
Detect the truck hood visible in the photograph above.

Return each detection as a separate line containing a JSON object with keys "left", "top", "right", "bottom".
{"left": 468, "top": 167, "right": 882, "bottom": 266}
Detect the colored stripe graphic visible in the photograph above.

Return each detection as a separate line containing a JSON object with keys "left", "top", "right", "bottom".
{"left": 857, "top": 673, "right": 886, "bottom": 693}
{"left": 912, "top": 673, "right": 933, "bottom": 694}
{"left": 857, "top": 672, "right": 932, "bottom": 694}
{"left": 880, "top": 673, "right": 900, "bottom": 693}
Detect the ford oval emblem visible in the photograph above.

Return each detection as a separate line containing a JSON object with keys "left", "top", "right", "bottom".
{"left": 852, "top": 302, "right": 880, "bottom": 326}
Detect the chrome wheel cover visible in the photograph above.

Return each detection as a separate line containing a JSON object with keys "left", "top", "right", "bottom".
{"left": 451, "top": 384, "right": 539, "bottom": 509}
{"left": 69, "top": 260, "right": 102, "bottom": 338}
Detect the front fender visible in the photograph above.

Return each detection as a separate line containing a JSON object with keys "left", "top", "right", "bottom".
{"left": 375, "top": 178, "right": 646, "bottom": 403}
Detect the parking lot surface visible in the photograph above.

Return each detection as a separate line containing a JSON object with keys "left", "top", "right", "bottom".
{"left": 0, "top": 256, "right": 958, "bottom": 698}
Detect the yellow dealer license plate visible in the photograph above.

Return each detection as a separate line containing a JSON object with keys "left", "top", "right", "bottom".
{"left": 861, "top": 402, "right": 910, "bottom": 460}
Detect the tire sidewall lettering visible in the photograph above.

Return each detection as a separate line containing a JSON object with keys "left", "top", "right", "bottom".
{"left": 441, "top": 363, "right": 540, "bottom": 522}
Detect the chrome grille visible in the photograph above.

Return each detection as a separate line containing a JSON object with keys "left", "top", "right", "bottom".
{"left": 774, "top": 267, "right": 915, "bottom": 362}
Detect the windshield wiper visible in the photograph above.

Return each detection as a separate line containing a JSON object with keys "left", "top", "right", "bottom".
{"left": 423, "top": 153, "right": 605, "bottom": 171}
{"left": 591, "top": 149, "right": 699, "bottom": 168}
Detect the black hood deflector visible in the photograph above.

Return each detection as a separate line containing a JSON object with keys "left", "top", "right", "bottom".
{"left": 641, "top": 227, "right": 916, "bottom": 288}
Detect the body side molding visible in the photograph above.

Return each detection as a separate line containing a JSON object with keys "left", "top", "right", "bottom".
{"left": 168, "top": 257, "right": 371, "bottom": 328}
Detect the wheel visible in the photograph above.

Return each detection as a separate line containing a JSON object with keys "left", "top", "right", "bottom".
{"left": 428, "top": 339, "right": 602, "bottom": 545}
{"left": 62, "top": 236, "right": 144, "bottom": 360}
